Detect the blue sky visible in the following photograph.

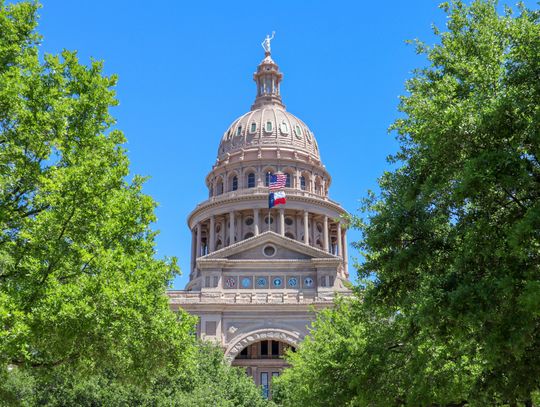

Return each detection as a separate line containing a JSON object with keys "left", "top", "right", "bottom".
{"left": 33, "top": 0, "right": 536, "bottom": 289}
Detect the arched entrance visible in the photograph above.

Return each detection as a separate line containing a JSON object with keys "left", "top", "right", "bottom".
{"left": 225, "top": 329, "right": 301, "bottom": 399}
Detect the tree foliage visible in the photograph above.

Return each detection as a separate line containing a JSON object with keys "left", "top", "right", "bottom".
{"left": 1, "top": 342, "right": 272, "bottom": 407}
{"left": 275, "top": 1, "right": 540, "bottom": 406}
{"left": 0, "top": 0, "right": 195, "bottom": 383}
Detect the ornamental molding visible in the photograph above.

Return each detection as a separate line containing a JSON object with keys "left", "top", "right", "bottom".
{"left": 188, "top": 193, "right": 346, "bottom": 228}
{"left": 198, "top": 231, "right": 339, "bottom": 261}
{"left": 224, "top": 328, "right": 302, "bottom": 362}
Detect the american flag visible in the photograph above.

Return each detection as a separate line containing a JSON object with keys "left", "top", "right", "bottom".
{"left": 269, "top": 173, "right": 286, "bottom": 190}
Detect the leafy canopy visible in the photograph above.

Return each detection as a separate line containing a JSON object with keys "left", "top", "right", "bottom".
{"left": 0, "top": 0, "right": 195, "bottom": 384}
{"left": 275, "top": 1, "right": 540, "bottom": 406}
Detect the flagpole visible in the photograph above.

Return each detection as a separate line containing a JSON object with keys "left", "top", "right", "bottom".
{"left": 267, "top": 172, "right": 271, "bottom": 232}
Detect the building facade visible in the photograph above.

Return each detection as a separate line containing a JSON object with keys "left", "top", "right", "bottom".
{"left": 168, "top": 43, "right": 350, "bottom": 398}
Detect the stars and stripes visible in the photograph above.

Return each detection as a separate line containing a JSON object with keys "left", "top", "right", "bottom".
{"left": 268, "top": 172, "right": 287, "bottom": 208}
{"left": 268, "top": 173, "right": 287, "bottom": 190}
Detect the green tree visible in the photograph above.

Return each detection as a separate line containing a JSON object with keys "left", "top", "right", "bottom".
{"left": 275, "top": 1, "right": 540, "bottom": 406}
{"left": 1, "top": 342, "right": 272, "bottom": 407}
{"left": 0, "top": 0, "right": 195, "bottom": 387}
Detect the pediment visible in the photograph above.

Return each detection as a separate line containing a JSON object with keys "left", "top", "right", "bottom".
{"left": 200, "top": 231, "right": 338, "bottom": 262}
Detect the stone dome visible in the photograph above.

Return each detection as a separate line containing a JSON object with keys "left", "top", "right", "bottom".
{"left": 217, "top": 52, "right": 320, "bottom": 161}
{"left": 218, "top": 106, "right": 320, "bottom": 160}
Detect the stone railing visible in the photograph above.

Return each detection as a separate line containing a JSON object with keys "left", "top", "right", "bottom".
{"left": 197, "top": 187, "right": 342, "bottom": 208}
{"left": 167, "top": 290, "right": 350, "bottom": 305}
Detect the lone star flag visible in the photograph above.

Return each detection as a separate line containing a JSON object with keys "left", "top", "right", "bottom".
{"left": 269, "top": 191, "right": 286, "bottom": 208}
{"left": 269, "top": 173, "right": 287, "bottom": 190}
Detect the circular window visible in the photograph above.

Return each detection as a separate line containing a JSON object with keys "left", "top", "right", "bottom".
{"left": 285, "top": 232, "right": 295, "bottom": 239}
{"left": 273, "top": 277, "right": 283, "bottom": 287}
{"left": 288, "top": 277, "right": 298, "bottom": 287}
{"left": 225, "top": 277, "right": 236, "bottom": 288}
{"left": 264, "top": 216, "right": 274, "bottom": 224}
{"left": 285, "top": 217, "right": 293, "bottom": 226}
{"left": 244, "top": 232, "right": 254, "bottom": 239}
{"left": 241, "top": 277, "right": 251, "bottom": 288}
{"left": 304, "top": 277, "right": 314, "bottom": 288}
{"left": 245, "top": 217, "right": 254, "bottom": 226}
{"left": 256, "top": 277, "right": 267, "bottom": 288}
{"left": 263, "top": 245, "right": 276, "bottom": 257}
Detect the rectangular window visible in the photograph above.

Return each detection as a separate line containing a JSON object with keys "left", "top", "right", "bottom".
{"left": 285, "top": 173, "right": 291, "bottom": 187}
{"left": 261, "top": 372, "right": 269, "bottom": 399}
{"left": 261, "top": 340, "right": 269, "bottom": 356}
{"left": 271, "top": 340, "right": 279, "bottom": 356}
{"left": 205, "top": 321, "right": 216, "bottom": 336}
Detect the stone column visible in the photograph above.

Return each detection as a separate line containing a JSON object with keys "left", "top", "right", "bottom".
{"left": 190, "top": 227, "right": 196, "bottom": 272}
{"left": 337, "top": 222, "right": 342, "bottom": 257}
{"left": 295, "top": 213, "right": 301, "bottom": 241}
{"left": 311, "top": 217, "right": 316, "bottom": 246}
{"left": 279, "top": 208, "right": 285, "bottom": 236}
{"left": 239, "top": 212, "right": 243, "bottom": 240}
{"left": 343, "top": 229, "right": 348, "bottom": 274}
{"left": 196, "top": 223, "right": 202, "bottom": 258}
{"left": 253, "top": 208, "right": 260, "bottom": 236}
{"left": 323, "top": 215, "right": 329, "bottom": 252}
{"left": 209, "top": 216, "right": 215, "bottom": 252}
{"left": 229, "top": 211, "right": 235, "bottom": 245}
{"left": 220, "top": 217, "right": 225, "bottom": 247}
{"left": 303, "top": 211, "right": 309, "bottom": 245}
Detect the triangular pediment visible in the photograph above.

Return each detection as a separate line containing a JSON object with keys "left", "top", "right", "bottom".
{"left": 200, "top": 231, "right": 338, "bottom": 261}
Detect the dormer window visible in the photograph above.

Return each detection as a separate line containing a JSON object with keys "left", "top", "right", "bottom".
{"left": 294, "top": 125, "right": 302, "bottom": 139}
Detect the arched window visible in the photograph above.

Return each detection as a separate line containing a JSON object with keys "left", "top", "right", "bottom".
{"left": 300, "top": 176, "right": 306, "bottom": 191}
{"left": 285, "top": 173, "right": 291, "bottom": 188}
{"left": 216, "top": 179, "right": 224, "bottom": 195}
{"left": 231, "top": 176, "right": 238, "bottom": 191}
{"left": 247, "top": 173, "right": 255, "bottom": 188}
{"left": 209, "top": 186, "right": 213, "bottom": 197}
{"left": 265, "top": 172, "right": 272, "bottom": 187}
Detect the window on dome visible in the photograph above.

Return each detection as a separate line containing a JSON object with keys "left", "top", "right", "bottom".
{"left": 237, "top": 126, "right": 242, "bottom": 136}
{"left": 300, "top": 176, "right": 306, "bottom": 191}
{"left": 250, "top": 122, "right": 257, "bottom": 133}
{"left": 247, "top": 173, "right": 255, "bottom": 188}
{"left": 266, "top": 121, "right": 273, "bottom": 132}
{"left": 231, "top": 176, "right": 238, "bottom": 191}
{"left": 294, "top": 125, "right": 302, "bottom": 139}
{"left": 280, "top": 122, "right": 289, "bottom": 134}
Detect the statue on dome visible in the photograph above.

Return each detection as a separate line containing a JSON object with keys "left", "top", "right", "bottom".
{"left": 262, "top": 31, "right": 275, "bottom": 54}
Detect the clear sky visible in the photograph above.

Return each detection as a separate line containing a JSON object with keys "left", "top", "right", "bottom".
{"left": 33, "top": 0, "right": 537, "bottom": 289}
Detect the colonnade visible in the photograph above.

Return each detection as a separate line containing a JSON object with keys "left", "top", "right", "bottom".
{"left": 190, "top": 209, "right": 348, "bottom": 274}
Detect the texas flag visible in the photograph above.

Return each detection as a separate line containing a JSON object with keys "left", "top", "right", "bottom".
{"left": 268, "top": 191, "right": 286, "bottom": 208}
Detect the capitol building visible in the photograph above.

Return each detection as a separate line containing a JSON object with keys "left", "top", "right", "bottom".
{"left": 168, "top": 37, "right": 350, "bottom": 398}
